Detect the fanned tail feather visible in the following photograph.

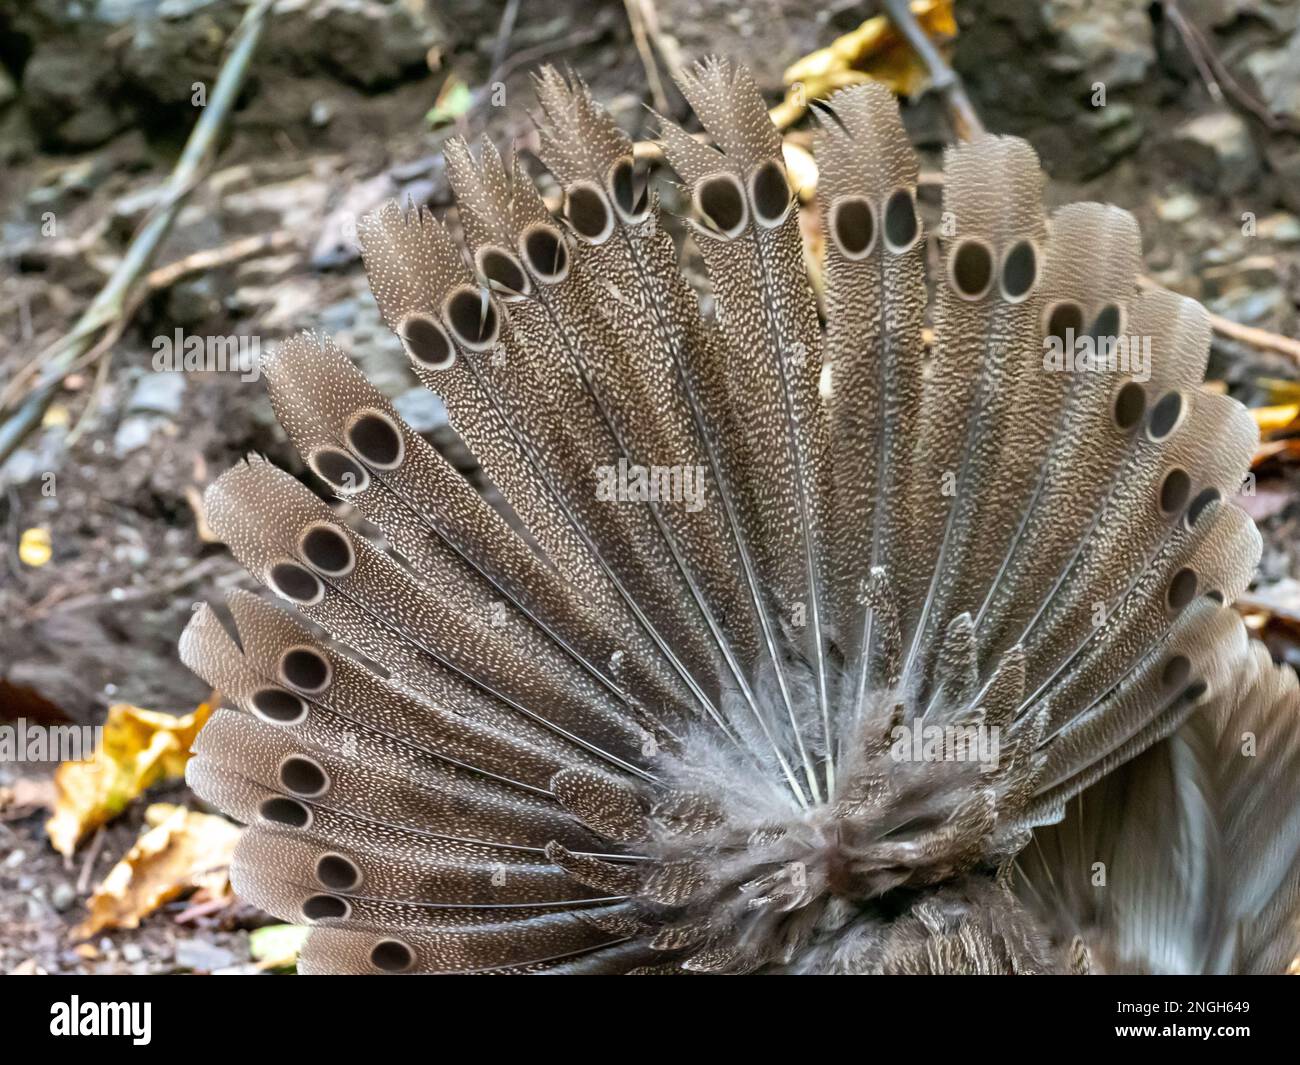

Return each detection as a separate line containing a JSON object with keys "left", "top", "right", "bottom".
{"left": 178, "top": 58, "right": 1294, "bottom": 974}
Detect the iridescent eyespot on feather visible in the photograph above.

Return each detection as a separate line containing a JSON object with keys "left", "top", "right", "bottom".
{"left": 1166, "top": 567, "right": 1198, "bottom": 612}
{"left": 267, "top": 560, "right": 324, "bottom": 606}
{"left": 748, "top": 160, "right": 791, "bottom": 228}
{"left": 345, "top": 410, "right": 404, "bottom": 470}
{"left": 477, "top": 246, "right": 531, "bottom": 299}
{"left": 564, "top": 181, "right": 614, "bottom": 244}
{"left": 369, "top": 939, "right": 415, "bottom": 973}
{"left": 520, "top": 224, "right": 570, "bottom": 283}
{"left": 298, "top": 522, "right": 356, "bottom": 578}
{"left": 259, "top": 796, "right": 311, "bottom": 829}
{"left": 279, "top": 754, "right": 330, "bottom": 797}
{"left": 1158, "top": 468, "right": 1191, "bottom": 516}
{"left": 1160, "top": 654, "right": 1190, "bottom": 694}
{"left": 999, "top": 240, "right": 1038, "bottom": 302}
{"left": 1147, "top": 390, "right": 1184, "bottom": 442}
{"left": 882, "top": 188, "right": 920, "bottom": 253}
{"left": 608, "top": 156, "right": 648, "bottom": 223}
{"left": 949, "top": 239, "right": 995, "bottom": 300}
{"left": 1112, "top": 381, "right": 1146, "bottom": 431}
{"left": 250, "top": 687, "right": 309, "bottom": 726}
{"left": 1044, "top": 300, "right": 1084, "bottom": 345}
{"left": 316, "top": 852, "right": 362, "bottom": 891}
{"left": 279, "top": 645, "right": 332, "bottom": 693}
{"left": 1089, "top": 302, "right": 1124, "bottom": 341}
{"left": 302, "top": 894, "right": 350, "bottom": 922}
{"left": 442, "top": 285, "right": 500, "bottom": 351}
{"left": 694, "top": 173, "right": 747, "bottom": 238}
{"left": 829, "top": 197, "right": 877, "bottom": 260}
{"left": 309, "top": 447, "right": 370, "bottom": 494}
{"left": 396, "top": 314, "right": 455, "bottom": 369}
{"left": 1184, "top": 487, "right": 1220, "bottom": 531}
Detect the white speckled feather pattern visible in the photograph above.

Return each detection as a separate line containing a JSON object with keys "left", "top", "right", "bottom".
{"left": 181, "top": 61, "right": 1299, "bottom": 974}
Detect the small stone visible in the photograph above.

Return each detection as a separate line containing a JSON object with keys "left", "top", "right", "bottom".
{"left": 113, "top": 415, "right": 161, "bottom": 457}
{"left": 1172, "top": 110, "right": 1260, "bottom": 195}
{"left": 174, "top": 939, "right": 236, "bottom": 972}
{"left": 393, "top": 387, "right": 447, "bottom": 434}
{"left": 1257, "top": 212, "right": 1300, "bottom": 243}
{"left": 128, "top": 372, "right": 186, "bottom": 417}
{"left": 50, "top": 881, "right": 77, "bottom": 912}
{"left": 1246, "top": 35, "right": 1300, "bottom": 124}
{"left": 1209, "top": 286, "right": 1287, "bottom": 325}
{"left": 1156, "top": 192, "right": 1201, "bottom": 223}
{"left": 121, "top": 943, "right": 144, "bottom": 964}
{"left": 166, "top": 278, "right": 222, "bottom": 327}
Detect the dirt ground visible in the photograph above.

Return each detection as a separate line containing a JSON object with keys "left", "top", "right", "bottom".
{"left": 1, "top": 0, "right": 1298, "bottom": 973}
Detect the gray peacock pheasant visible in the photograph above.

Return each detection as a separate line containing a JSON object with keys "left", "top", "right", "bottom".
{"left": 180, "top": 60, "right": 1300, "bottom": 974}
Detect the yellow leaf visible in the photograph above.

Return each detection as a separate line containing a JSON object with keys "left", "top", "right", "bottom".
{"left": 1257, "top": 378, "right": 1300, "bottom": 405}
{"left": 427, "top": 74, "right": 472, "bottom": 127}
{"left": 773, "top": 0, "right": 958, "bottom": 128}
{"left": 1251, "top": 403, "right": 1300, "bottom": 436}
{"left": 46, "top": 698, "right": 216, "bottom": 857}
{"left": 41, "top": 403, "right": 70, "bottom": 428}
{"left": 782, "top": 141, "right": 820, "bottom": 203}
{"left": 249, "top": 924, "right": 312, "bottom": 971}
{"left": 74, "top": 804, "right": 240, "bottom": 939}
{"left": 18, "top": 527, "right": 52, "bottom": 567}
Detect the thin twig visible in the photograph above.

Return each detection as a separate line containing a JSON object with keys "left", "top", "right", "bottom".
{"left": 624, "top": 0, "right": 671, "bottom": 113}
{"left": 880, "top": 0, "right": 984, "bottom": 139}
{"left": 23, "top": 552, "right": 233, "bottom": 621}
{"left": 488, "top": 0, "right": 522, "bottom": 81}
{"left": 1164, "top": 1, "right": 1225, "bottom": 106}
{"left": 59, "top": 231, "right": 295, "bottom": 447}
{"left": 144, "top": 230, "right": 296, "bottom": 292}
{"left": 1136, "top": 276, "right": 1300, "bottom": 368}
{"left": 631, "top": 0, "right": 686, "bottom": 77}
{"left": 76, "top": 826, "right": 107, "bottom": 895}
{"left": 494, "top": 21, "right": 612, "bottom": 86}
{"left": 0, "top": 0, "right": 277, "bottom": 467}
{"left": 1164, "top": 1, "right": 1299, "bottom": 133}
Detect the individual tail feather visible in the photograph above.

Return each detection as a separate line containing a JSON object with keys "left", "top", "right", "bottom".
{"left": 899, "top": 136, "right": 1048, "bottom": 696}
{"left": 659, "top": 57, "right": 833, "bottom": 797}
{"left": 814, "top": 81, "right": 927, "bottom": 715}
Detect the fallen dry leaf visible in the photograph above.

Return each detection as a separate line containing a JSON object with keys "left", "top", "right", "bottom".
{"left": 783, "top": 141, "right": 819, "bottom": 204}
{"left": 46, "top": 698, "right": 216, "bottom": 857}
{"left": 0, "top": 777, "right": 59, "bottom": 820}
{"left": 1251, "top": 437, "right": 1300, "bottom": 469}
{"left": 74, "top": 803, "right": 240, "bottom": 939}
{"left": 1257, "top": 378, "right": 1300, "bottom": 405}
{"left": 1252, "top": 403, "right": 1300, "bottom": 436}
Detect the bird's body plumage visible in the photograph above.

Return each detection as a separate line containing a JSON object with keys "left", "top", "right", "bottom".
{"left": 181, "top": 60, "right": 1300, "bottom": 974}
